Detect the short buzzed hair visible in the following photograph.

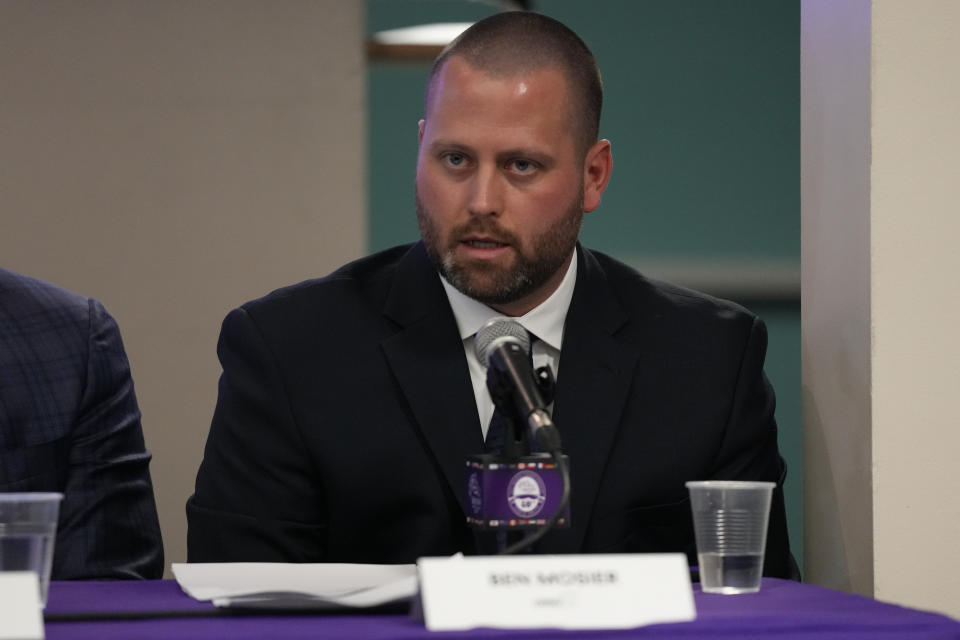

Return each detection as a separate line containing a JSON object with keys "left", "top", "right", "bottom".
{"left": 426, "top": 11, "right": 603, "bottom": 153}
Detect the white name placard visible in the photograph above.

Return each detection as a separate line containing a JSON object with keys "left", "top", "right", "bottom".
{"left": 0, "top": 572, "right": 44, "bottom": 639}
{"left": 417, "top": 553, "right": 695, "bottom": 631}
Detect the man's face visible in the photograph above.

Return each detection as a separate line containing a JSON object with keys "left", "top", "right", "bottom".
{"left": 415, "top": 57, "right": 590, "bottom": 317}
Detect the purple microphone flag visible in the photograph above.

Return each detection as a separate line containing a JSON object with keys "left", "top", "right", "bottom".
{"left": 465, "top": 453, "right": 570, "bottom": 529}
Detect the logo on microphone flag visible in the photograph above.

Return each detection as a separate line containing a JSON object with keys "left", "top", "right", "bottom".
{"left": 465, "top": 454, "right": 569, "bottom": 529}
{"left": 507, "top": 470, "right": 547, "bottom": 518}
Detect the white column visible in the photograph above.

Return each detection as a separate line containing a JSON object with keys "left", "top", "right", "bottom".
{"left": 802, "top": 0, "right": 960, "bottom": 617}
{"left": 870, "top": 0, "right": 960, "bottom": 616}
{"left": 801, "top": 0, "right": 874, "bottom": 596}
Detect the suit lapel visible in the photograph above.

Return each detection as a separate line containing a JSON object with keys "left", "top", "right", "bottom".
{"left": 380, "top": 244, "right": 483, "bottom": 516}
{"left": 539, "top": 246, "right": 637, "bottom": 553}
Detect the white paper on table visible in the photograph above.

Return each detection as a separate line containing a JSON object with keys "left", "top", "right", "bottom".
{"left": 171, "top": 562, "right": 418, "bottom": 609}
{"left": 0, "top": 572, "right": 43, "bottom": 639}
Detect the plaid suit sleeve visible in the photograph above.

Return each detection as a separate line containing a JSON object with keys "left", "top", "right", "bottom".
{"left": 51, "top": 298, "right": 164, "bottom": 579}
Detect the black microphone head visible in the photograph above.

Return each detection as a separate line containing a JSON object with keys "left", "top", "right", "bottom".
{"left": 475, "top": 317, "right": 530, "bottom": 368}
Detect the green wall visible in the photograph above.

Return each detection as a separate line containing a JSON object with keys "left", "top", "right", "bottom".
{"left": 368, "top": 0, "right": 802, "bottom": 567}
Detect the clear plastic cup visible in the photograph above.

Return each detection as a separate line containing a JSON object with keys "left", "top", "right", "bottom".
{"left": 685, "top": 481, "right": 774, "bottom": 594}
{"left": 0, "top": 492, "right": 63, "bottom": 606}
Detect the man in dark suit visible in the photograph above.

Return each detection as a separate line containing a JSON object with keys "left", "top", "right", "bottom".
{"left": 188, "top": 12, "right": 796, "bottom": 578}
{"left": 0, "top": 267, "right": 163, "bottom": 579}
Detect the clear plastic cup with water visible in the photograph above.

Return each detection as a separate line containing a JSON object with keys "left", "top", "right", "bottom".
{"left": 685, "top": 481, "right": 774, "bottom": 594}
{"left": 0, "top": 492, "right": 63, "bottom": 606}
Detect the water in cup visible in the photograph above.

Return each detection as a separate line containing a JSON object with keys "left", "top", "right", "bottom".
{"left": 698, "top": 552, "right": 763, "bottom": 594}
{"left": 0, "top": 492, "right": 63, "bottom": 606}
{"left": 0, "top": 523, "right": 56, "bottom": 601}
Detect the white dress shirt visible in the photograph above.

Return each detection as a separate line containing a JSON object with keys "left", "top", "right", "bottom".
{"left": 439, "top": 251, "right": 578, "bottom": 439}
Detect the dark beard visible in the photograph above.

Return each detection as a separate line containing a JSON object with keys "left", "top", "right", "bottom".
{"left": 415, "top": 188, "right": 583, "bottom": 308}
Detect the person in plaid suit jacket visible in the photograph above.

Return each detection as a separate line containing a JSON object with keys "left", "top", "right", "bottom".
{"left": 0, "top": 267, "right": 163, "bottom": 579}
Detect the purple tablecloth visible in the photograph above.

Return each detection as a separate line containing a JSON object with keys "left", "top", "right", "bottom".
{"left": 43, "top": 578, "right": 960, "bottom": 639}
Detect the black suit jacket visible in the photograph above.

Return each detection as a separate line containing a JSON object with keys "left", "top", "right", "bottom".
{"left": 0, "top": 267, "right": 164, "bottom": 579}
{"left": 188, "top": 243, "right": 794, "bottom": 578}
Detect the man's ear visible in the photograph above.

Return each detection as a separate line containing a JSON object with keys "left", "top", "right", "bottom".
{"left": 582, "top": 139, "right": 612, "bottom": 213}
{"left": 418, "top": 119, "right": 425, "bottom": 145}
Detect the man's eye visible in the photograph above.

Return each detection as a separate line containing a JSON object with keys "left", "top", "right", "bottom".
{"left": 443, "top": 153, "right": 466, "bottom": 167}
{"left": 510, "top": 159, "right": 536, "bottom": 173}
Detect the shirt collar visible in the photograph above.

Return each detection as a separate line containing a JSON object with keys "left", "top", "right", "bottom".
{"left": 440, "top": 249, "right": 577, "bottom": 352}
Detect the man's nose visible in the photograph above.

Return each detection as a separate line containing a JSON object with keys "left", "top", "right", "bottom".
{"left": 467, "top": 165, "right": 502, "bottom": 216}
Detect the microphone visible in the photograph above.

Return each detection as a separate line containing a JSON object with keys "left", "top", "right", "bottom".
{"left": 475, "top": 318, "right": 562, "bottom": 453}
{"left": 466, "top": 317, "right": 571, "bottom": 554}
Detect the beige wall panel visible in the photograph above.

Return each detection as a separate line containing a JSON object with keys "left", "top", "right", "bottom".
{"left": 871, "top": 0, "right": 960, "bottom": 617}
{"left": 0, "top": 1, "right": 366, "bottom": 573}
